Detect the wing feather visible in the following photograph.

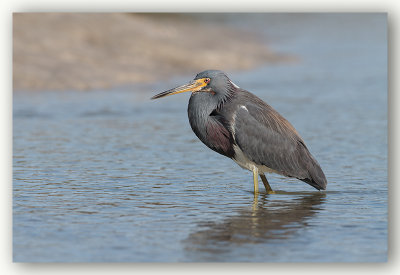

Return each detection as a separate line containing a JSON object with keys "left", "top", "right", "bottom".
{"left": 233, "top": 92, "right": 327, "bottom": 190}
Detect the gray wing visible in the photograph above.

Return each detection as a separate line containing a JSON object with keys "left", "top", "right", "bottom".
{"left": 233, "top": 97, "right": 327, "bottom": 190}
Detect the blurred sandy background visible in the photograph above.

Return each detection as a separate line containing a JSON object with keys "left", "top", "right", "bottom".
{"left": 13, "top": 13, "right": 287, "bottom": 91}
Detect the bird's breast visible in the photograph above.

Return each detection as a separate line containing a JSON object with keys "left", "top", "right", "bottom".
{"left": 188, "top": 94, "right": 235, "bottom": 159}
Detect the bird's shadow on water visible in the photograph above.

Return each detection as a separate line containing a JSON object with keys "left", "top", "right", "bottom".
{"left": 183, "top": 192, "right": 326, "bottom": 261}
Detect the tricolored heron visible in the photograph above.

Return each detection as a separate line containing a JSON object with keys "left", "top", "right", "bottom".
{"left": 151, "top": 70, "right": 327, "bottom": 194}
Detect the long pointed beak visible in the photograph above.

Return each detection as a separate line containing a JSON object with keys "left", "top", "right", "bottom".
{"left": 151, "top": 78, "right": 207, "bottom": 100}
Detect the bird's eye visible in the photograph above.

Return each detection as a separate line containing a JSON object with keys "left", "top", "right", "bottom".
{"left": 204, "top": 78, "right": 210, "bottom": 84}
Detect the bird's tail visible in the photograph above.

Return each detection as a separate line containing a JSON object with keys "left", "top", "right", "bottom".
{"left": 301, "top": 155, "right": 327, "bottom": 190}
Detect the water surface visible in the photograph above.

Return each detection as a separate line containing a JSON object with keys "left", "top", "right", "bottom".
{"left": 13, "top": 14, "right": 387, "bottom": 262}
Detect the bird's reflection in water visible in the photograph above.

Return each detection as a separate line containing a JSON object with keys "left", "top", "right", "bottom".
{"left": 184, "top": 192, "right": 326, "bottom": 257}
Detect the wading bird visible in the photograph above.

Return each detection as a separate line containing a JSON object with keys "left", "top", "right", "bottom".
{"left": 151, "top": 70, "right": 327, "bottom": 194}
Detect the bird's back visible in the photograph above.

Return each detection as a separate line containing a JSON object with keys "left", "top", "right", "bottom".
{"left": 225, "top": 90, "right": 327, "bottom": 190}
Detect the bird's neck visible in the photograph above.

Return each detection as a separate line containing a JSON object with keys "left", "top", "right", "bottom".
{"left": 187, "top": 93, "right": 216, "bottom": 141}
{"left": 187, "top": 92, "right": 235, "bottom": 158}
{"left": 187, "top": 89, "right": 235, "bottom": 135}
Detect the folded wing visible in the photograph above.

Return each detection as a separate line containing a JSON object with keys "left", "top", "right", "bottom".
{"left": 233, "top": 93, "right": 327, "bottom": 190}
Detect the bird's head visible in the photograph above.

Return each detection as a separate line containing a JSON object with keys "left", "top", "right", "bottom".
{"left": 151, "top": 70, "right": 237, "bottom": 101}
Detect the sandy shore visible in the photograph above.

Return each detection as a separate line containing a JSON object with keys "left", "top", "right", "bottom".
{"left": 13, "top": 13, "right": 289, "bottom": 91}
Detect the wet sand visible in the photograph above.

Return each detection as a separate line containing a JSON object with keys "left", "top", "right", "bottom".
{"left": 13, "top": 13, "right": 288, "bottom": 91}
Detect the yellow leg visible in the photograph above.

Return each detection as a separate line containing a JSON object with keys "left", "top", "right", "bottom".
{"left": 252, "top": 166, "right": 259, "bottom": 194}
{"left": 260, "top": 173, "right": 275, "bottom": 194}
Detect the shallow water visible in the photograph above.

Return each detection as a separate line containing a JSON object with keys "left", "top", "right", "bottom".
{"left": 13, "top": 14, "right": 387, "bottom": 262}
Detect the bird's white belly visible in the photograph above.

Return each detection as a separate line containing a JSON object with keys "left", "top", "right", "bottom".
{"left": 232, "top": 145, "right": 281, "bottom": 175}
